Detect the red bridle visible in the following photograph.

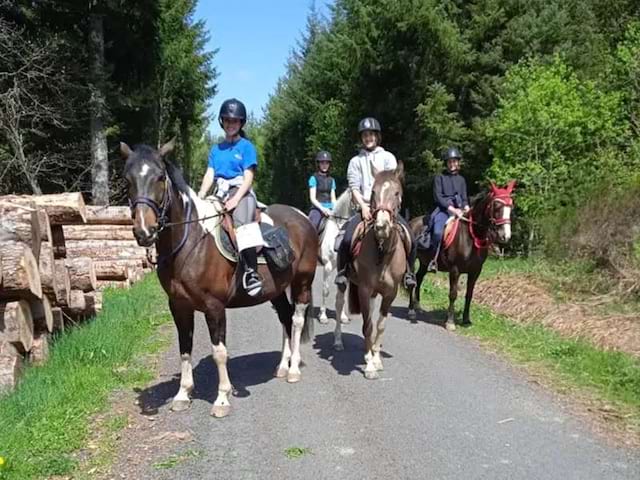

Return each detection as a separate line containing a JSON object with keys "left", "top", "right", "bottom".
{"left": 468, "top": 181, "right": 516, "bottom": 250}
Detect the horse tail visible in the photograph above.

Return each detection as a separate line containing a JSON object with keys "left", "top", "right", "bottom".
{"left": 348, "top": 282, "right": 361, "bottom": 314}
{"left": 301, "top": 296, "right": 314, "bottom": 344}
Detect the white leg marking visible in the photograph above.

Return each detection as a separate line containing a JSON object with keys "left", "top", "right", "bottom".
{"left": 319, "top": 264, "right": 330, "bottom": 324}
{"left": 211, "top": 342, "right": 232, "bottom": 416}
{"left": 174, "top": 353, "right": 193, "bottom": 402}
{"left": 372, "top": 310, "right": 389, "bottom": 371}
{"left": 275, "top": 326, "right": 291, "bottom": 378}
{"left": 287, "top": 303, "right": 307, "bottom": 382}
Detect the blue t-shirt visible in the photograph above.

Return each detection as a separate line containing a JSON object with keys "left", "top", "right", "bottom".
{"left": 208, "top": 137, "right": 257, "bottom": 180}
{"left": 308, "top": 175, "right": 336, "bottom": 209}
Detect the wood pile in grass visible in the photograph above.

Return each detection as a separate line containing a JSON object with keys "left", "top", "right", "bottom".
{"left": 0, "top": 195, "right": 154, "bottom": 391}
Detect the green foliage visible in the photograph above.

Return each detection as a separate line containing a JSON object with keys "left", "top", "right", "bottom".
{"left": 487, "top": 57, "right": 627, "bottom": 249}
{"left": 0, "top": 276, "right": 171, "bottom": 480}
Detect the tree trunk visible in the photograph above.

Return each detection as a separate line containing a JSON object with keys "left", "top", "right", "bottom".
{"left": 0, "top": 242, "right": 42, "bottom": 300}
{"left": 30, "top": 295, "right": 54, "bottom": 333}
{"left": 54, "top": 259, "right": 71, "bottom": 307}
{"left": 0, "top": 301, "right": 34, "bottom": 353}
{"left": 84, "top": 291, "right": 103, "bottom": 315}
{"left": 0, "top": 205, "right": 42, "bottom": 261}
{"left": 29, "top": 333, "right": 50, "bottom": 365}
{"left": 0, "top": 193, "right": 87, "bottom": 224}
{"left": 63, "top": 225, "right": 135, "bottom": 241}
{"left": 65, "top": 257, "right": 97, "bottom": 292}
{"left": 51, "top": 225, "right": 67, "bottom": 258}
{"left": 0, "top": 341, "right": 23, "bottom": 393}
{"left": 84, "top": 206, "right": 133, "bottom": 225}
{"left": 90, "top": 14, "right": 109, "bottom": 206}
{"left": 51, "top": 307, "right": 64, "bottom": 332}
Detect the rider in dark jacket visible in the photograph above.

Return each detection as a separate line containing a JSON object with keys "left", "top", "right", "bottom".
{"left": 308, "top": 151, "right": 337, "bottom": 232}
{"left": 428, "top": 147, "right": 470, "bottom": 271}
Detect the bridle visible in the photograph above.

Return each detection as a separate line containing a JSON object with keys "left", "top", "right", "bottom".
{"left": 467, "top": 189, "right": 514, "bottom": 250}
{"left": 129, "top": 176, "right": 172, "bottom": 232}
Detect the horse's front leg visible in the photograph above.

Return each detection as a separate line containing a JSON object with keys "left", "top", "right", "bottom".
{"left": 408, "top": 260, "right": 428, "bottom": 323}
{"left": 169, "top": 300, "right": 195, "bottom": 412}
{"left": 318, "top": 261, "right": 331, "bottom": 324}
{"left": 372, "top": 295, "right": 393, "bottom": 372}
{"left": 446, "top": 269, "right": 460, "bottom": 331}
{"left": 462, "top": 269, "right": 481, "bottom": 325}
{"left": 289, "top": 283, "right": 312, "bottom": 383}
{"left": 333, "top": 283, "right": 346, "bottom": 350}
{"left": 204, "top": 302, "right": 232, "bottom": 418}
{"left": 360, "top": 289, "right": 378, "bottom": 380}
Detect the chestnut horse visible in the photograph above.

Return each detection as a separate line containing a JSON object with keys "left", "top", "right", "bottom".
{"left": 333, "top": 165, "right": 410, "bottom": 379}
{"left": 408, "top": 181, "right": 515, "bottom": 330}
{"left": 122, "top": 140, "right": 318, "bottom": 417}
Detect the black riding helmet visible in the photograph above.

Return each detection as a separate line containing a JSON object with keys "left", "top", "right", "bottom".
{"left": 442, "top": 147, "right": 462, "bottom": 163}
{"left": 315, "top": 151, "right": 332, "bottom": 162}
{"left": 218, "top": 98, "right": 247, "bottom": 128}
{"left": 358, "top": 117, "right": 381, "bottom": 133}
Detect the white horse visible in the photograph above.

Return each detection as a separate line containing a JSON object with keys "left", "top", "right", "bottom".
{"left": 317, "top": 189, "right": 353, "bottom": 324}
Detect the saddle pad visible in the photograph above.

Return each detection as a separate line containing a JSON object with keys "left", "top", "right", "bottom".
{"left": 443, "top": 217, "right": 460, "bottom": 250}
{"left": 191, "top": 191, "right": 273, "bottom": 264}
{"left": 350, "top": 221, "right": 412, "bottom": 257}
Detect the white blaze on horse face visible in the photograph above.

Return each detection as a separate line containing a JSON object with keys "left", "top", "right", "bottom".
{"left": 137, "top": 205, "right": 151, "bottom": 237}
{"left": 139, "top": 163, "right": 150, "bottom": 177}
{"left": 375, "top": 210, "right": 391, "bottom": 238}
{"left": 501, "top": 206, "right": 512, "bottom": 241}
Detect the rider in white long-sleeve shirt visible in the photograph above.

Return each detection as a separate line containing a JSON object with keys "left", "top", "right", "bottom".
{"left": 334, "top": 117, "right": 416, "bottom": 288}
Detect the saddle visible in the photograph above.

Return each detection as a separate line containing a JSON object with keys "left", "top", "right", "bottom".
{"left": 417, "top": 216, "right": 459, "bottom": 251}
{"left": 194, "top": 195, "right": 295, "bottom": 271}
{"left": 350, "top": 220, "right": 412, "bottom": 258}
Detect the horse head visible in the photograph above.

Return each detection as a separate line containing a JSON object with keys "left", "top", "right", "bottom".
{"left": 121, "top": 138, "right": 175, "bottom": 247}
{"left": 370, "top": 163, "right": 404, "bottom": 243}
{"left": 487, "top": 180, "right": 516, "bottom": 243}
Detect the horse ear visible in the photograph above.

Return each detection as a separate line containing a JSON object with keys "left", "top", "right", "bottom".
{"left": 489, "top": 180, "right": 498, "bottom": 193}
{"left": 159, "top": 137, "right": 176, "bottom": 157}
{"left": 394, "top": 160, "right": 405, "bottom": 184}
{"left": 507, "top": 180, "right": 517, "bottom": 192}
{"left": 120, "top": 142, "right": 132, "bottom": 159}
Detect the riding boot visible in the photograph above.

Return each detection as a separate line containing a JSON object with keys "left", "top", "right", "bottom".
{"left": 240, "top": 248, "right": 263, "bottom": 297}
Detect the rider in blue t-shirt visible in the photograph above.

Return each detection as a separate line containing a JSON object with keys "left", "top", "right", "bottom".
{"left": 198, "top": 98, "right": 264, "bottom": 297}
{"left": 308, "top": 151, "right": 337, "bottom": 232}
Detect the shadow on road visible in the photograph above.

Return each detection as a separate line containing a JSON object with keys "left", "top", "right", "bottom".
{"left": 134, "top": 350, "right": 282, "bottom": 414}
{"left": 312, "top": 331, "right": 393, "bottom": 376}
{"left": 389, "top": 305, "right": 448, "bottom": 326}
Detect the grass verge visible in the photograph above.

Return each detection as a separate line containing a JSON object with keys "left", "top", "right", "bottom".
{"left": 0, "top": 275, "right": 171, "bottom": 480}
{"left": 421, "top": 279, "right": 640, "bottom": 437}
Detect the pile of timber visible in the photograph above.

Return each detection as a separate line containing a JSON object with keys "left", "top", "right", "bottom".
{"left": 0, "top": 193, "right": 154, "bottom": 391}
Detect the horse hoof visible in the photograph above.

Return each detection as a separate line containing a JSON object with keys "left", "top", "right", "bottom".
{"left": 340, "top": 316, "right": 351, "bottom": 324}
{"left": 408, "top": 309, "right": 416, "bottom": 322}
{"left": 211, "top": 404, "right": 231, "bottom": 418}
{"left": 274, "top": 367, "right": 289, "bottom": 378}
{"left": 287, "top": 371, "right": 301, "bottom": 383}
{"left": 170, "top": 399, "right": 191, "bottom": 412}
{"left": 445, "top": 322, "right": 456, "bottom": 331}
{"left": 374, "top": 362, "right": 384, "bottom": 371}
{"left": 318, "top": 316, "right": 329, "bottom": 325}
{"left": 364, "top": 370, "right": 379, "bottom": 380}
{"left": 333, "top": 343, "right": 344, "bottom": 351}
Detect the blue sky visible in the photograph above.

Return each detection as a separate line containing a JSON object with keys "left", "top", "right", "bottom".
{"left": 195, "top": 1, "right": 329, "bottom": 135}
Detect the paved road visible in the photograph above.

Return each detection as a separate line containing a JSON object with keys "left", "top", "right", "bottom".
{"left": 122, "top": 268, "right": 639, "bottom": 479}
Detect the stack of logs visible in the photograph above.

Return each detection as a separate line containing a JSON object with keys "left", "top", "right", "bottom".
{"left": 0, "top": 193, "right": 153, "bottom": 391}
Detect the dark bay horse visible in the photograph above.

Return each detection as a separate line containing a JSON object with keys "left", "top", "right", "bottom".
{"left": 334, "top": 165, "right": 410, "bottom": 379}
{"left": 408, "top": 181, "right": 515, "bottom": 330}
{"left": 122, "top": 140, "right": 318, "bottom": 417}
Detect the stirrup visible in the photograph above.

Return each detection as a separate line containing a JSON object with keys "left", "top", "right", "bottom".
{"left": 427, "top": 258, "right": 438, "bottom": 273}
{"left": 242, "top": 269, "right": 263, "bottom": 297}
{"left": 404, "top": 271, "right": 417, "bottom": 288}
{"left": 334, "top": 268, "right": 348, "bottom": 287}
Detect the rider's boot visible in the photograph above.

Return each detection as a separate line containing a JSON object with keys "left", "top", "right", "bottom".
{"left": 334, "top": 244, "right": 350, "bottom": 288}
{"left": 241, "top": 247, "right": 263, "bottom": 297}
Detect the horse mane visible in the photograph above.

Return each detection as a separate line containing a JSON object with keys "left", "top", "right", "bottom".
{"left": 333, "top": 189, "right": 352, "bottom": 218}
{"left": 165, "top": 159, "right": 191, "bottom": 196}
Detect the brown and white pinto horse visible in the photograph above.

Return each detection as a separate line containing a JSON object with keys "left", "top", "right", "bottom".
{"left": 408, "top": 181, "right": 516, "bottom": 330}
{"left": 122, "top": 140, "right": 318, "bottom": 417}
{"left": 334, "top": 165, "right": 410, "bottom": 379}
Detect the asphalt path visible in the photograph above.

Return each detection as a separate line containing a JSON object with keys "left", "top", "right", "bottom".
{"left": 123, "top": 268, "right": 640, "bottom": 479}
